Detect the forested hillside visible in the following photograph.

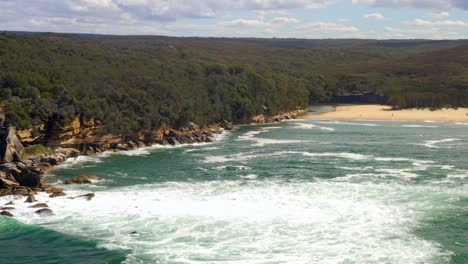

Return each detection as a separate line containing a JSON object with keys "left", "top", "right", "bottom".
{"left": 1, "top": 32, "right": 468, "bottom": 135}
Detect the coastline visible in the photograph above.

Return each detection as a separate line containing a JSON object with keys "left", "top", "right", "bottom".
{"left": 0, "top": 108, "right": 308, "bottom": 208}
{"left": 308, "top": 104, "right": 468, "bottom": 123}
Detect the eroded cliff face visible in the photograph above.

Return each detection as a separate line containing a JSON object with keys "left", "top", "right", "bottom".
{"left": 0, "top": 109, "right": 306, "bottom": 198}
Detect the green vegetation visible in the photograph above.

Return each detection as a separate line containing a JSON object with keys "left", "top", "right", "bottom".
{"left": 1, "top": 33, "right": 468, "bottom": 136}
{"left": 22, "top": 144, "right": 53, "bottom": 158}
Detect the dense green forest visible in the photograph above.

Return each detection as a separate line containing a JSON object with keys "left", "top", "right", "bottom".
{"left": 1, "top": 32, "right": 468, "bottom": 135}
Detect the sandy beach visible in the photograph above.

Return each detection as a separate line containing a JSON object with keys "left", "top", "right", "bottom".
{"left": 309, "top": 105, "right": 468, "bottom": 123}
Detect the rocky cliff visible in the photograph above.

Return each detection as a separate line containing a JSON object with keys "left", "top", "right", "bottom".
{"left": 0, "top": 109, "right": 307, "bottom": 200}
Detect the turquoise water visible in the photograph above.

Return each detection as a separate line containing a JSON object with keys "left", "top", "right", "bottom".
{"left": 1, "top": 106, "right": 467, "bottom": 263}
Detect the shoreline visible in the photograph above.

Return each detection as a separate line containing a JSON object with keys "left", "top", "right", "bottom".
{"left": 308, "top": 104, "right": 468, "bottom": 123}
{"left": 0, "top": 108, "right": 308, "bottom": 215}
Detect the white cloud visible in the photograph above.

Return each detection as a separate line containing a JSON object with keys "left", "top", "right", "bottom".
{"left": 224, "top": 18, "right": 271, "bottom": 27}
{"left": 271, "top": 16, "right": 299, "bottom": 24}
{"left": 364, "top": 13, "right": 384, "bottom": 20}
{"left": 296, "top": 22, "right": 359, "bottom": 33}
{"left": 353, "top": 0, "right": 468, "bottom": 10}
{"left": 404, "top": 19, "right": 468, "bottom": 27}
{"left": 431, "top": 11, "right": 450, "bottom": 18}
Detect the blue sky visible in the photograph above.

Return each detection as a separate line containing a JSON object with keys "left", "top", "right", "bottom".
{"left": 1, "top": 0, "right": 468, "bottom": 39}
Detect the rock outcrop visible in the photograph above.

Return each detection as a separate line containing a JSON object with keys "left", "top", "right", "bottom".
{"left": 35, "top": 208, "right": 54, "bottom": 217}
{"left": 0, "top": 210, "right": 13, "bottom": 217}
{"left": 65, "top": 175, "right": 99, "bottom": 185}
{"left": 0, "top": 127, "right": 24, "bottom": 163}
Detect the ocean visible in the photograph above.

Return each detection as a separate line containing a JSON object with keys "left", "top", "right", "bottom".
{"left": 1, "top": 106, "right": 467, "bottom": 264}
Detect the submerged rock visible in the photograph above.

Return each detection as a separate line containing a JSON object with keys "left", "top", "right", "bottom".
{"left": 0, "top": 207, "right": 14, "bottom": 210}
{"left": 25, "top": 194, "right": 37, "bottom": 203}
{"left": 29, "top": 203, "right": 48, "bottom": 208}
{"left": 65, "top": 175, "right": 99, "bottom": 185}
{"left": 35, "top": 208, "right": 54, "bottom": 217}
{"left": 49, "top": 191, "right": 66, "bottom": 198}
{"left": 70, "top": 193, "right": 95, "bottom": 201}
{"left": 0, "top": 210, "right": 13, "bottom": 217}
{"left": 43, "top": 186, "right": 64, "bottom": 194}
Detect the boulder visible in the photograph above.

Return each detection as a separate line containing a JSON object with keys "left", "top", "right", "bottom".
{"left": 70, "top": 193, "right": 95, "bottom": 201}
{"left": 219, "top": 120, "right": 234, "bottom": 130}
{"left": 127, "top": 141, "right": 138, "bottom": 149}
{"left": 49, "top": 191, "right": 66, "bottom": 198}
{"left": 0, "top": 210, "right": 13, "bottom": 217}
{"left": 43, "top": 186, "right": 64, "bottom": 194}
{"left": 9, "top": 163, "right": 41, "bottom": 187}
{"left": 0, "top": 207, "right": 14, "bottom": 210}
{"left": 8, "top": 186, "right": 32, "bottom": 196}
{"left": 4, "top": 201, "right": 14, "bottom": 206}
{"left": 167, "top": 137, "right": 181, "bottom": 146}
{"left": 29, "top": 203, "right": 48, "bottom": 208}
{"left": 25, "top": 194, "right": 36, "bottom": 203}
{"left": 0, "top": 178, "right": 19, "bottom": 188}
{"left": 65, "top": 175, "right": 99, "bottom": 185}
{"left": 136, "top": 141, "right": 146, "bottom": 148}
{"left": 35, "top": 208, "right": 54, "bottom": 217}
{"left": 0, "top": 127, "right": 24, "bottom": 163}
{"left": 187, "top": 122, "right": 200, "bottom": 131}
{"left": 55, "top": 148, "right": 80, "bottom": 158}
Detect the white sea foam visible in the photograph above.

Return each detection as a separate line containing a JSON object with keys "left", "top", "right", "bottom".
{"left": 240, "top": 174, "right": 258, "bottom": 180}
{"left": 54, "top": 155, "right": 103, "bottom": 169}
{"left": 401, "top": 125, "right": 438, "bottom": 128}
{"left": 294, "top": 123, "right": 335, "bottom": 131}
{"left": 317, "top": 121, "right": 380, "bottom": 127}
{"left": 237, "top": 127, "right": 303, "bottom": 147}
{"left": 374, "top": 157, "right": 435, "bottom": 164}
{"left": 204, "top": 151, "right": 373, "bottom": 164}
{"left": 302, "top": 151, "right": 371, "bottom": 160}
{"left": 0, "top": 179, "right": 456, "bottom": 263}
{"left": 203, "top": 150, "right": 440, "bottom": 167}
{"left": 419, "top": 138, "right": 461, "bottom": 149}
{"left": 214, "top": 165, "right": 251, "bottom": 171}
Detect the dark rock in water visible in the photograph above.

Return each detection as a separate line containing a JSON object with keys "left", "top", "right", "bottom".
{"left": 70, "top": 193, "right": 95, "bottom": 201}
{"left": 0, "top": 127, "right": 24, "bottom": 163}
{"left": 29, "top": 203, "right": 48, "bottom": 208}
{"left": 49, "top": 191, "right": 66, "bottom": 198}
{"left": 0, "top": 210, "right": 13, "bottom": 217}
{"left": 130, "top": 231, "right": 138, "bottom": 235}
{"left": 25, "top": 194, "right": 36, "bottom": 203}
{"left": 0, "top": 207, "right": 15, "bottom": 210}
{"left": 4, "top": 201, "right": 14, "bottom": 206}
{"left": 43, "top": 186, "right": 64, "bottom": 194}
{"left": 35, "top": 208, "right": 54, "bottom": 217}
{"left": 65, "top": 175, "right": 99, "bottom": 185}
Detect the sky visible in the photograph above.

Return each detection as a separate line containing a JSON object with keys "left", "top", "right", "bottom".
{"left": 1, "top": 0, "right": 468, "bottom": 39}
